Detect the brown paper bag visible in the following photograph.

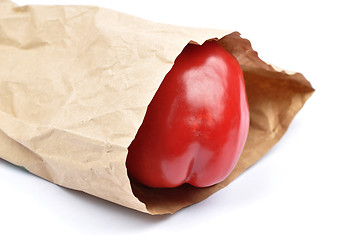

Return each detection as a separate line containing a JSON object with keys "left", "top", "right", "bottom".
{"left": 0, "top": 0, "right": 314, "bottom": 215}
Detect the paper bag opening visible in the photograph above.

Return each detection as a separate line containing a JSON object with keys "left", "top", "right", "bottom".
{"left": 126, "top": 32, "right": 314, "bottom": 215}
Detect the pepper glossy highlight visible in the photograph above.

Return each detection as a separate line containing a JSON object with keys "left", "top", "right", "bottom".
{"left": 126, "top": 41, "right": 249, "bottom": 188}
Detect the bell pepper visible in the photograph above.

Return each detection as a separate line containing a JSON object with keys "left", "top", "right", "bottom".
{"left": 126, "top": 40, "right": 250, "bottom": 188}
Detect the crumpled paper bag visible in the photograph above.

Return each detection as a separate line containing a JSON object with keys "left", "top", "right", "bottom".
{"left": 0, "top": 0, "right": 314, "bottom": 215}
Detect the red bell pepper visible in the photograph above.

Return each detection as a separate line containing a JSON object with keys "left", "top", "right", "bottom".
{"left": 126, "top": 40, "right": 250, "bottom": 188}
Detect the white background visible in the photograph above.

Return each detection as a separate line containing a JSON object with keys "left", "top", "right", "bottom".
{"left": 1, "top": 0, "right": 360, "bottom": 239}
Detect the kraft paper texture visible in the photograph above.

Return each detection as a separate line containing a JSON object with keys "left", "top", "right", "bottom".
{"left": 0, "top": 0, "right": 314, "bottom": 214}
